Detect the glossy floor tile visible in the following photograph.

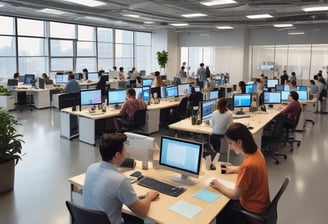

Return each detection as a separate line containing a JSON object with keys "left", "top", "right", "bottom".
{"left": 0, "top": 109, "right": 327, "bottom": 224}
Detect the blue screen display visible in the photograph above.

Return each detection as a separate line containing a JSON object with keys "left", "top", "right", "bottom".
{"left": 281, "top": 91, "right": 290, "bottom": 101}
{"left": 107, "top": 89, "right": 126, "bottom": 105}
{"left": 80, "top": 89, "right": 101, "bottom": 106}
{"left": 201, "top": 100, "right": 216, "bottom": 120}
{"left": 267, "top": 79, "right": 279, "bottom": 88}
{"left": 264, "top": 92, "right": 281, "bottom": 104}
{"left": 233, "top": 93, "right": 252, "bottom": 108}
{"left": 88, "top": 72, "right": 99, "bottom": 81}
{"left": 142, "top": 79, "right": 152, "bottom": 87}
{"left": 297, "top": 90, "right": 307, "bottom": 101}
{"left": 165, "top": 86, "right": 178, "bottom": 98}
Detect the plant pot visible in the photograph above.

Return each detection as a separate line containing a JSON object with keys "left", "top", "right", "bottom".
{"left": 0, "top": 159, "right": 15, "bottom": 194}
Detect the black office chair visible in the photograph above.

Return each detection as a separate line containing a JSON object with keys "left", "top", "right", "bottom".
{"left": 119, "top": 109, "right": 147, "bottom": 134}
{"left": 261, "top": 114, "right": 287, "bottom": 164}
{"left": 170, "top": 97, "right": 189, "bottom": 123}
{"left": 65, "top": 200, "right": 111, "bottom": 224}
{"left": 283, "top": 108, "right": 302, "bottom": 151}
{"left": 15, "top": 91, "right": 34, "bottom": 111}
{"left": 233, "top": 178, "right": 289, "bottom": 224}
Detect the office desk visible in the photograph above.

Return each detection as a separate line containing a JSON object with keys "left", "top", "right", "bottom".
{"left": 68, "top": 162, "right": 237, "bottom": 224}
{"left": 13, "top": 88, "right": 51, "bottom": 109}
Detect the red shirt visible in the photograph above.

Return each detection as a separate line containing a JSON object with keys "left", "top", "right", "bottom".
{"left": 282, "top": 100, "right": 301, "bottom": 120}
{"left": 120, "top": 99, "right": 147, "bottom": 120}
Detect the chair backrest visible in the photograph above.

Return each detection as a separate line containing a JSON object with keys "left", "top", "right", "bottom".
{"left": 264, "top": 178, "right": 289, "bottom": 224}
{"left": 272, "top": 114, "right": 286, "bottom": 141}
{"left": 291, "top": 108, "right": 302, "bottom": 129}
{"left": 177, "top": 97, "right": 189, "bottom": 118}
{"left": 133, "top": 109, "right": 147, "bottom": 127}
{"left": 65, "top": 201, "right": 111, "bottom": 224}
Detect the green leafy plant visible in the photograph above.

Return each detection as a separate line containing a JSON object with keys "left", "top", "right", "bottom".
{"left": 0, "top": 109, "right": 24, "bottom": 164}
{"left": 156, "top": 50, "right": 168, "bottom": 69}
{"left": 0, "top": 86, "right": 9, "bottom": 96}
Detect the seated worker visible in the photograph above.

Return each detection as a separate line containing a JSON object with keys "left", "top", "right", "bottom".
{"left": 210, "top": 123, "right": 270, "bottom": 224}
{"left": 96, "top": 70, "right": 107, "bottom": 102}
{"left": 83, "top": 133, "right": 159, "bottom": 224}
{"left": 287, "top": 80, "right": 297, "bottom": 91}
{"left": 13, "top": 72, "right": 20, "bottom": 80}
{"left": 237, "top": 81, "right": 246, "bottom": 93}
{"left": 210, "top": 98, "right": 233, "bottom": 152}
{"left": 152, "top": 71, "right": 164, "bottom": 87}
{"left": 136, "top": 76, "right": 142, "bottom": 87}
{"left": 64, "top": 72, "right": 80, "bottom": 93}
{"left": 114, "top": 88, "right": 147, "bottom": 131}
{"left": 255, "top": 78, "right": 264, "bottom": 92}
{"left": 188, "top": 86, "right": 203, "bottom": 115}
{"left": 281, "top": 91, "right": 302, "bottom": 126}
{"left": 119, "top": 67, "right": 125, "bottom": 80}
{"left": 82, "top": 68, "right": 89, "bottom": 80}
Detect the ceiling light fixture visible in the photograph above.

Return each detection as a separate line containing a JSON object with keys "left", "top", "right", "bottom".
{"left": 216, "top": 26, "right": 234, "bottom": 29}
{"left": 288, "top": 32, "right": 304, "bottom": 35}
{"left": 246, "top": 14, "right": 273, "bottom": 19}
{"left": 144, "top": 21, "right": 155, "bottom": 24}
{"left": 62, "top": 0, "right": 106, "bottom": 7}
{"left": 302, "top": 6, "right": 328, "bottom": 12}
{"left": 273, "top": 24, "right": 293, "bottom": 28}
{"left": 123, "top": 14, "right": 140, "bottom": 18}
{"left": 84, "top": 16, "right": 111, "bottom": 22}
{"left": 182, "top": 13, "right": 207, "bottom": 18}
{"left": 201, "top": 0, "right": 237, "bottom": 7}
{"left": 38, "top": 8, "right": 66, "bottom": 15}
{"left": 0, "top": 3, "right": 5, "bottom": 7}
{"left": 170, "top": 23, "right": 189, "bottom": 27}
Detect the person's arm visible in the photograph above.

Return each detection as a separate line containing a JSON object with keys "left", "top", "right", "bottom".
{"left": 127, "top": 190, "right": 159, "bottom": 217}
{"left": 210, "top": 179, "right": 242, "bottom": 200}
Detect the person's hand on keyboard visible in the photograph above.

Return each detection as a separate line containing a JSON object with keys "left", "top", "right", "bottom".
{"left": 140, "top": 190, "right": 160, "bottom": 201}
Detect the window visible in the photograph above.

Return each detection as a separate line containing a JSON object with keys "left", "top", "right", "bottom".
{"left": 115, "top": 29, "right": 133, "bottom": 70}
{"left": 50, "top": 22, "right": 75, "bottom": 39}
{"left": 50, "top": 40, "right": 73, "bottom": 56}
{"left": 135, "top": 32, "right": 151, "bottom": 73}
{"left": 17, "top": 18, "right": 44, "bottom": 37}
{"left": 98, "top": 27, "right": 113, "bottom": 70}
{"left": 0, "top": 16, "right": 14, "bottom": 35}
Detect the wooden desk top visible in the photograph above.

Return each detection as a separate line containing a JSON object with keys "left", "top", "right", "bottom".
{"left": 69, "top": 161, "right": 237, "bottom": 224}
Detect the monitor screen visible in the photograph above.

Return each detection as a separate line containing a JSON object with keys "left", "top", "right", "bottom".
{"left": 201, "top": 99, "right": 216, "bottom": 120}
{"left": 74, "top": 73, "right": 82, "bottom": 80}
{"left": 264, "top": 92, "right": 281, "bottom": 104}
{"left": 18, "top": 75, "right": 25, "bottom": 83}
{"left": 24, "top": 74, "right": 36, "bottom": 85}
{"left": 165, "top": 86, "right": 178, "bottom": 98}
{"left": 134, "top": 87, "right": 143, "bottom": 99}
{"left": 188, "top": 86, "right": 201, "bottom": 94}
{"left": 159, "top": 136, "right": 203, "bottom": 184}
{"left": 80, "top": 89, "right": 101, "bottom": 106}
{"left": 55, "top": 73, "right": 68, "bottom": 83}
{"left": 233, "top": 93, "right": 252, "bottom": 108}
{"left": 245, "top": 84, "right": 257, "bottom": 94}
{"left": 178, "top": 84, "right": 190, "bottom": 96}
{"left": 284, "top": 85, "right": 290, "bottom": 91}
{"left": 160, "top": 86, "right": 166, "bottom": 98}
{"left": 281, "top": 91, "right": 290, "bottom": 101}
{"left": 215, "top": 79, "right": 221, "bottom": 85}
{"left": 88, "top": 72, "right": 99, "bottom": 81}
{"left": 296, "top": 86, "right": 307, "bottom": 91}
{"left": 267, "top": 79, "right": 279, "bottom": 88}
{"left": 209, "top": 90, "right": 219, "bottom": 100}
{"left": 275, "top": 85, "right": 284, "bottom": 91}
{"left": 107, "top": 89, "right": 126, "bottom": 105}
{"left": 124, "top": 132, "right": 155, "bottom": 169}
{"left": 142, "top": 79, "right": 152, "bottom": 87}
{"left": 142, "top": 86, "right": 151, "bottom": 102}
{"left": 7, "top": 79, "right": 18, "bottom": 86}
{"left": 297, "top": 90, "right": 308, "bottom": 101}
{"left": 151, "top": 87, "right": 161, "bottom": 98}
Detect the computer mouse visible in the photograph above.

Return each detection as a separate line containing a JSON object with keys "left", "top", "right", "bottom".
{"left": 138, "top": 195, "right": 146, "bottom": 200}
{"left": 210, "top": 163, "right": 216, "bottom": 170}
{"left": 247, "top": 126, "right": 254, "bottom": 130}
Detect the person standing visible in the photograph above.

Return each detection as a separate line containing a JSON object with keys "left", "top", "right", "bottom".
{"left": 196, "top": 63, "right": 206, "bottom": 88}
{"left": 82, "top": 68, "right": 89, "bottom": 80}
{"left": 280, "top": 70, "right": 288, "bottom": 85}
{"left": 119, "top": 67, "right": 125, "bottom": 80}
{"left": 152, "top": 71, "right": 164, "bottom": 87}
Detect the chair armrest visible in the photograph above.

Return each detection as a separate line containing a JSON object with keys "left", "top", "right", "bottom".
{"left": 232, "top": 207, "right": 266, "bottom": 223}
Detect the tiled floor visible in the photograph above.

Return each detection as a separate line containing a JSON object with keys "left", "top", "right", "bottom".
{"left": 0, "top": 108, "right": 327, "bottom": 224}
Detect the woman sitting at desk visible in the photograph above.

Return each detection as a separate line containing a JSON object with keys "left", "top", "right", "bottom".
{"left": 281, "top": 91, "right": 301, "bottom": 126}
{"left": 238, "top": 81, "right": 246, "bottom": 93}
{"left": 210, "top": 123, "right": 270, "bottom": 224}
{"left": 210, "top": 98, "right": 233, "bottom": 152}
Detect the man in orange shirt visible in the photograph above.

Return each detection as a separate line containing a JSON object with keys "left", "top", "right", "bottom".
{"left": 210, "top": 123, "right": 270, "bottom": 224}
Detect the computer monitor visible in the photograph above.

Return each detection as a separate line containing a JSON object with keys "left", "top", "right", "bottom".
{"left": 134, "top": 87, "right": 142, "bottom": 99}
{"left": 209, "top": 90, "right": 219, "bottom": 100}
{"left": 275, "top": 85, "right": 284, "bottom": 91}
{"left": 109, "top": 71, "right": 119, "bottom": 79}
{"left": 55, "top": 72, "right": 68, "bottom": 84}
{"left": 178, "top": 84, "right": 190, "bottom": 96}
{"left": 281, "top": 91, "right": 290, "bottom": 102}
{"left": 24, "top": 74, "right": 36, "bottom": 86}
{"left": 142, "top": 79, "right": 152, "bottom": 87}
{"left": 18, "top": 75, "right": 25, "bottom": 83}
{"left": 7, "top": 79, "right": 18, "bottom": 91}
{"left": 161, "top": 75, "right": 167, "bottom": 80}
{"left": 264, "top": 92, "right": 281, "bottom": 105}
{"left": 38, "top": 77, "right": 45, "bottom": 89}
{"left": 233, "top": 93, "right": 252, "bottom": 114}
{"left": 142, "top": 86, "right": 151, "bottom": 103}
{"left": 80, "top": 89, "right": 101, "bottom": 106}
{"left": 215, "top": 79, "right": 221, "bottom": 86}
{"left": 201, "top": 99, "right": 216, "bottom": 120}
{"left": 245, "top": 84, "right": 257, "bottom": 94}
{"left": 107, "top": 89, "right": 126, "bottom": 107}
{"left": 297, "top": 90, "right": 308, "bottom": 101}
{"left": 284, "top": 85, "right": 290, "bottom": 91}
{"left": 124, "top": 132, "right": 156, "bottom": 169}
{"left": 159, "top": 136, "right": 203, "bottom": 185}
{"left": 88, "top": 72, "right": 99, "bottom": 81}
{"left": 188, "top": 86, "right": 201, "bottom": 94}
{"left": 165, "top": 85, "right": 178, "bottom": 99}
{"left": 296, "top": 86, "right": 307, "bottom": 91}
{"left": 74, "top": 73, "right": 82, "bottom": 80}
{"left": 267, "top": 79, "right": 279, "bottom": 88}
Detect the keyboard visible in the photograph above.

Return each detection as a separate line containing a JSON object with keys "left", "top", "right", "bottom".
{"left": 137, "top": 176, "right": 186, "bottom": 197}
{"left": 233, "top": 114, "right": 250, "bottom": 119}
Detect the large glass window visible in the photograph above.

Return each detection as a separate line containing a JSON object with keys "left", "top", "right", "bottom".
{"left": 311, "top": 44, "right": 328, "bottom": 77}
{"left": 18, "top": 37, "right": 48, "bottom": 56}
{"left": 135, "top": 32, "right": 151, "bottom": 73}
{"left": 50, "top": 40, "right": 73, "bottom": 56}
{"left": 78, "top": 25, "right": 95, "bottom": 41}
{"left": 97, "top": 27, "right": 113, "bottom": 71}
{"left": 0, "top": 16, "right": 15, "bottom": 35}
{"left": 115, "top": 29, "right": 133, "bottom": 43}
{"left": 19, "top": 57, "right": 47, "bottom": 75}
{"left": 77, "top": 42, "right": 96, "bottom": 56}
{"left": 50, "top": 22, "right": 75, "bottom": 39}
{"left": 17, "top": 18, "right": 44, "bottom": 37}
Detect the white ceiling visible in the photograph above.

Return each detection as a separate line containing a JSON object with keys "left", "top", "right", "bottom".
{"left": 0, "top": 0, "right": 328, "bottom": 32}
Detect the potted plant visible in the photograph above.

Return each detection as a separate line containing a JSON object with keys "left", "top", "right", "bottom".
{"left": 156, "top": 50, "right": 168, "bottom": 73}
{"left": 0, "top": 109, "right": 24, "bottom": 193}
{"left": 0, "top": 86, "right": 15, "bottom": 110}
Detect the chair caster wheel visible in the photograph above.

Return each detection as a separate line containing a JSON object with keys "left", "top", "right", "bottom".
{"left": 284, "top": 155, "right": 287, "bottom": 159}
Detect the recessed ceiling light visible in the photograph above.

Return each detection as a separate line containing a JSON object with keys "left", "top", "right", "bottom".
{"left": 288, "top": 32, "right": 304, "bottom": 35}
{"left": 144, "top": 21, "right": 155, "bottom": 24}
{"left": 182, "top": 13, "right": 207, "bottom": 18}
{"left": 273, "top": 24, "right": 293, "bottom": 28}
{"left": 123, "top": 14, "right": 140, "bottom": 18}
{"left": 0, "top": 3, "right": 5, "bottom": 7}
{"left": 62, "top": 0, "right": 106, "bottom": 7}
{"left": 216, "top": 26, "right": 234, "bottom": 29}
{"left": 246, "top": 14, "right": 273, "bottom": 19}
{"left": 201, "top": 0, "right": 236, "bottom": 7}
{"left": 170, "top": 23, "right": 189, "bottom": 27}
{"left": 38, "top": 8, "right": 66, "bottom": 15}
{"left": 302, "top": 6, "right": 328, "bottom": 12}
{"left": 84, "top": 16, "right": 111, "bottom": 22}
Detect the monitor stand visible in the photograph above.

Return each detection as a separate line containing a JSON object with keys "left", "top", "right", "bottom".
{"left": 113, "top": 104, "right": 121, "bottom": 110}
{"left": 235, "top": 108, "right": 245, "bottom": 115}
{"left": 171, "top": 174, "right": 197, "bottom": 186}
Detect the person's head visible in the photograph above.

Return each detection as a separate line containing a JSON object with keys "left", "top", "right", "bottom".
{"left": 98, "top": 70, "right": 105, "bottom": 76}
{"left": 126, "top": 88, "right": 136, "bottom": 99}
{"left": 217, "top": 98, "right": 228, "bottom": 114}
{"left": 310, "top": 80, "right": 315, "bottom": 85}
{"left": 42, "top": 73, "right": 48, "bottom": 79}
{"left": 289, "top": 80, "right": 296, "bottom": 87}
{"left": 313, "top": 74, "right": 318, "bottom": 80}
{"left": 255, "top": 78, "right": 261, "bottom": 83}
{"left": 181, "top": 66, "right": 185, "bottom": 71}
{"left": 260, "top": 74, "right": 264, "bottom": 77}
{"left": 13, "top": 72, "right": 19, "bottom": 79}
{"left": 113, "top": 66, "right": 117, "bottom": 71}
{"left": 67, "top": 71, "right": 74, "bottom": 80}
{"left": 200, "top": 63, "right": 204, "bottom": 67}
{"left": 182, "top": 62, "right": 186, "bottom": 66}
{"left": 119, "top": 67, "right": 124, "bottom": 72}
{"left": 238, "top": 81, "right": 246, "bottom": 93}
{"left": 318, "top": 70, "right": 322, "bottom": 75}
{"left": 289, "top": 91, "right": 299, "bottom": 101}
{"left": 190, "top": 86, "right": 196, "bottom": 95}
{"left": 99, "top": 133, "right": 127, "bottom": 164}
{"left": 82, "top": 68, "right": 88, "bottom": 74}
{"left": 224, "top": 123, "right": 258, "bottom": 155}
{"left": 291, "top": 72, "right": 296, "bottom": 76}
{"left": 136, "top": 76, "right": 141, "bottom": 84}
{"left": 155, "top": 71, "right": 160, "bottom": 77}
{"left": 283, "top": 70, "right": 287, "bottom": 74}
{"left": 132, "top": 67, "right": 136, "bottom": 72}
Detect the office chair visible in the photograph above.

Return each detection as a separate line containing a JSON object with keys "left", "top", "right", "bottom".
{"left": 261, "top": 114, "right": 287, "bottom": 165}
{"left": 65, "top": 200, "right": 111, "bottom": 224}
{"left": 233, "top": 178, "right": 289, "bottom": 224}
{"left": 170, "top": 97, "right": 189, "bottom": 123}
{"left": 15, "top": 91, "right": 34, "bottom": 112}
{"left": 119, "top": 109, "right": 147, "bottom": 134}
{"left": 283, "top": 108, "right": 302, "bottom": 151}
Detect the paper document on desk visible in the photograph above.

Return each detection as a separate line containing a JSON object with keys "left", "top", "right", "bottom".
{"left": 169, "top": 200, "right": 202, "bottom": 219}
{"left": 193, "top": 189, "right": 220, "bottom": 203}
{"left": 205, "top": 177, "right": 235, "bottom": 189}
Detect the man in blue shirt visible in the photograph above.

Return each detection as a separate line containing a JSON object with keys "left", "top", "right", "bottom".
{"left": 83, "top": 133, "right": 159, "bottom": 224}
{"left": 64, "top": 72, "right": 80, "bottom": 93}
{"left": 196, "top": 63, "right": 206, "bottom": 88}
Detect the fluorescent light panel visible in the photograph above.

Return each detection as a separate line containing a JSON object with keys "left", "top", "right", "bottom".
{"left": 201, "top": 0, "right": 236, "bottom": 7}
{"left": 302, "top": 6, "right": 328, "bottom": 12}
{"left": 273, "top": 24, "right": 293, "bottom": 28}
{"left": 170, "top": 23, "right": 189, "bottom": 27}
{"left": 62, "top": 0, "right": 106, "bottom": 7}
{"left": 123, "top": 14, "right": 140, "bottom": 18}
{"left": 288, "top": 32, "right": 304, "bottom": 35}
{"left": 216, "top": 26, "right": 234, "bottom": 29}
{"left": 38, "top": 8, "right": 66, "bottom": 15}
{"left": 0, "top": 3, "right": 5, "bottom": 7}
{"left": 247, "top": 14, "right": 273, "bottom": 19}
{"left": 182, "top": 13, "right": 207, "bottom": 18}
